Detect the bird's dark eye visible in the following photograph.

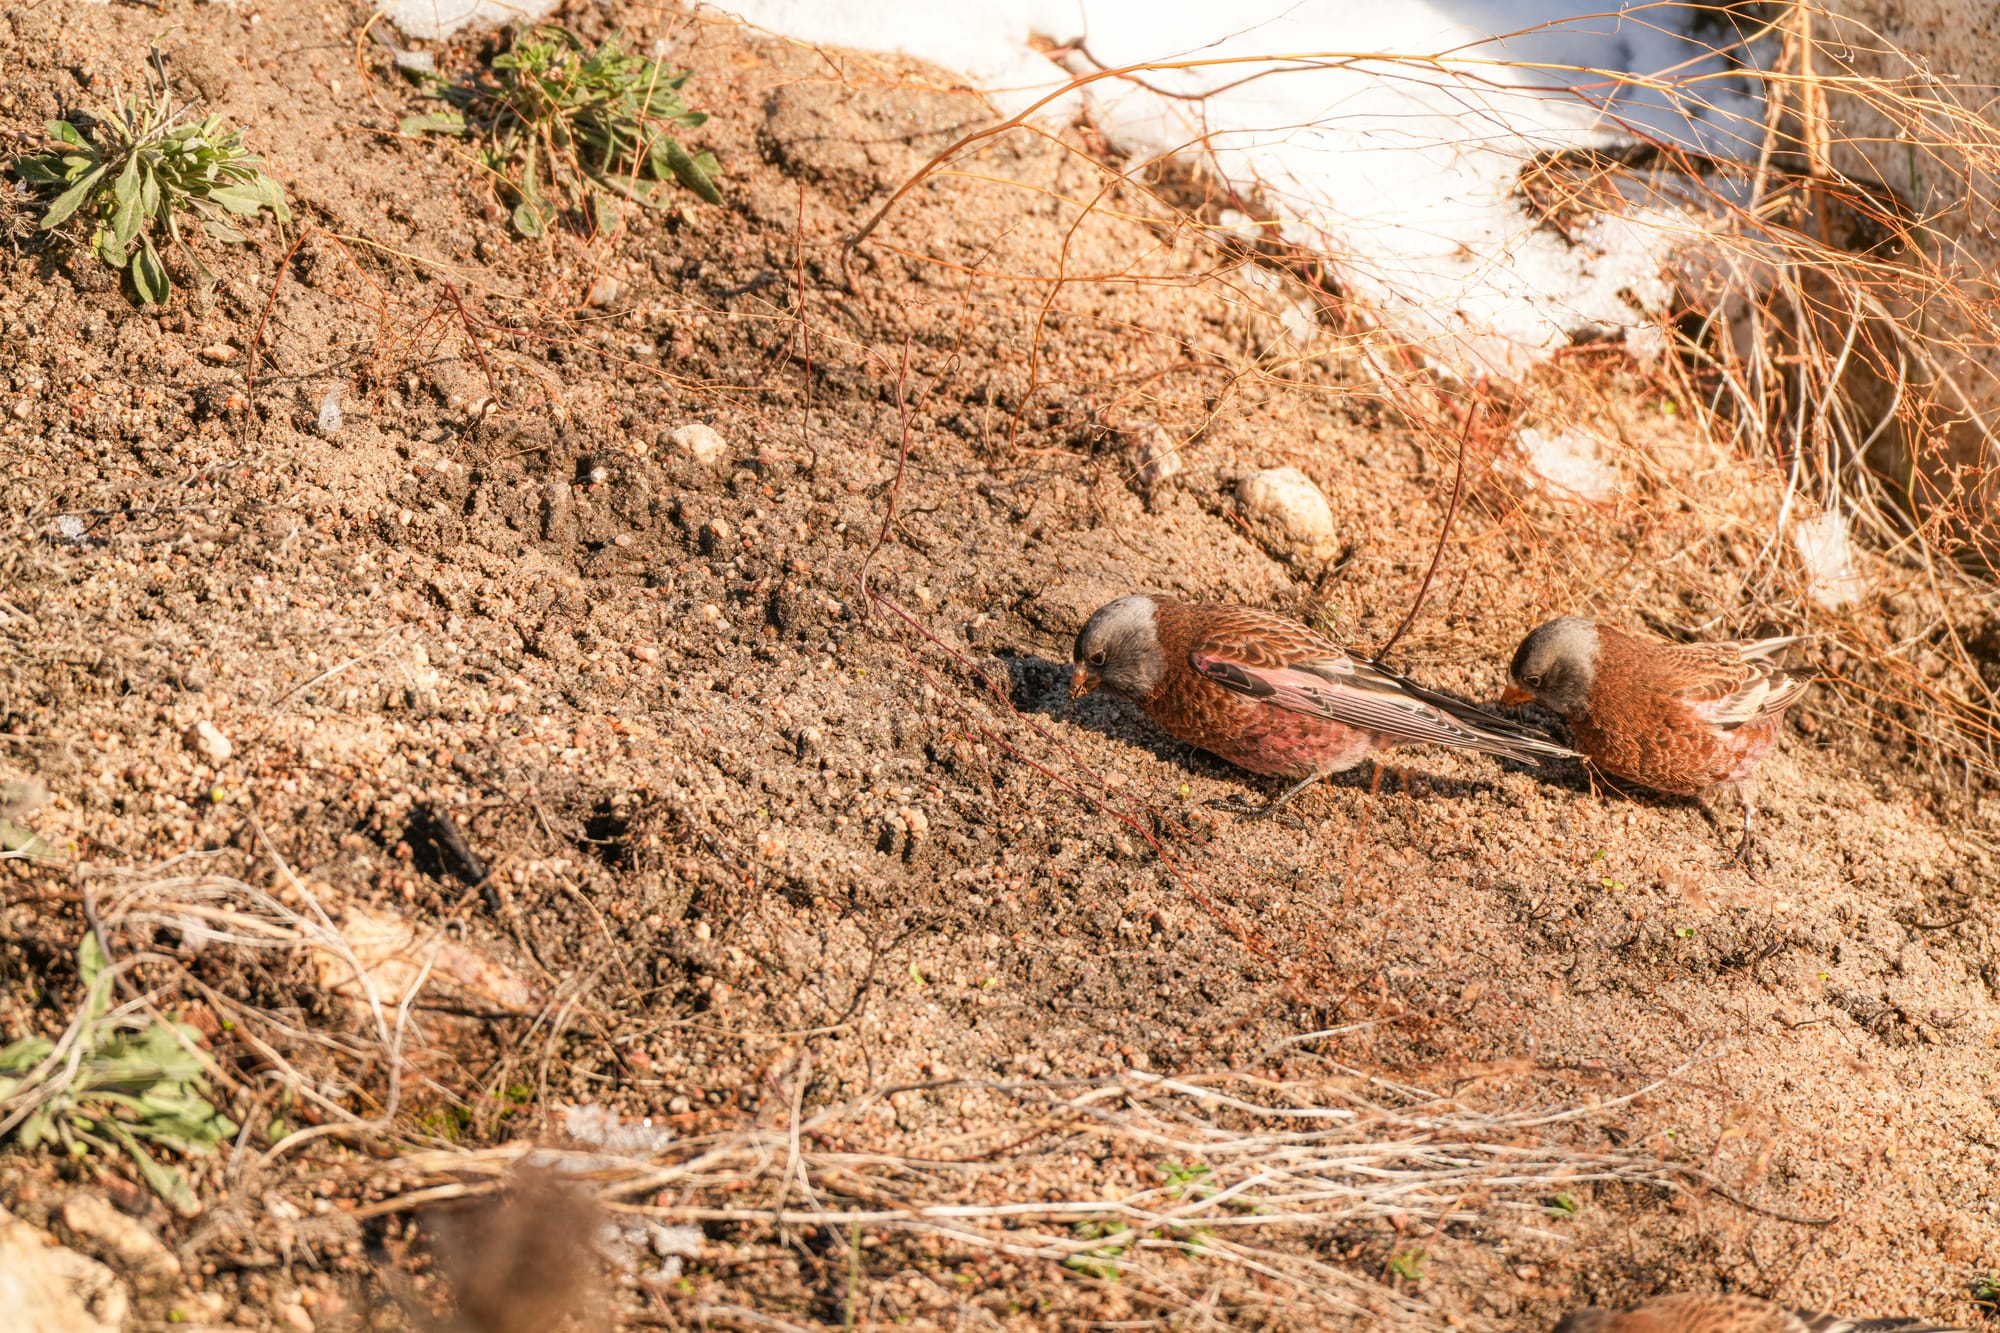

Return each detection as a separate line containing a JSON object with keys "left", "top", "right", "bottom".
{"left": 1088, "top": 650, "right": 1107, "bottom": 667}
{"left": 1524, "top": 673, "right": 1544, "bottom": 688}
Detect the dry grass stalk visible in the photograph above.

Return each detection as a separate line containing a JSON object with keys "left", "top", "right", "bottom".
{"left": 351, "top": 1060, "right": 1725, "bottom": 1326}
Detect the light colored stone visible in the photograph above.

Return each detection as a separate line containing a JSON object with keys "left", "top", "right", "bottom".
{"left": 61, "top": 1194, "right": 180, "bottom": 1292}
{"left": 0, "top": 1204, "right": 129, "bottom": 1333}
{"left": 313, "top": 905, "right": 535, "bottom": 1016}
{"left": 1235, "top": 466, "right": 1340, "bottom": 565}
{"left": 184, "top": 719, "right": 233, "bottom": 763}
{"left": 1126, "top": 425, "right": 1182, "bottom": 507}
{"left": 668, "top": 423, "right": 727, "bottom": 467}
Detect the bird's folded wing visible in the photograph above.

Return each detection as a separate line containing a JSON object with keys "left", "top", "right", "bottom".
{"left": 1682, "top": 659, "right": 1817, "bottom": 728}
{"left": 1188, "top": 651, "right": 1574, "bottom": 759}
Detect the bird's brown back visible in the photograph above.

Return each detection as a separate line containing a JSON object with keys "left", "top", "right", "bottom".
{"left": 1573, "top": 627, "right": 1785, "bottom": 793}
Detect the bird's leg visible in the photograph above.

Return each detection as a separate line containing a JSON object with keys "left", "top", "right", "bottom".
{"left": 1211, "top": 771, "right": 1322, "bottom": 826}
{"left": 1731, "top": 778, "right": 1758, "bottom": 872}
{"left": 1582, "top": 759, "right": 1606, "bottom": 800}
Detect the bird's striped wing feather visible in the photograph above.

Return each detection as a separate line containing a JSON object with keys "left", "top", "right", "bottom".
{"left": 1189, "top": 652, "right": 1575, "bottom": 763}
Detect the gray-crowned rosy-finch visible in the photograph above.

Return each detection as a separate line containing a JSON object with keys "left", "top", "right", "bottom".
{"left": 1502, "top": 616, "right": 1815, "bottom": 857}
{"left": 1069, "top": 595, "right": 1573, "bottom": 817}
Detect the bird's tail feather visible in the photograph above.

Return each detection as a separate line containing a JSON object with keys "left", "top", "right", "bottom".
{"left": 1376, "top": 668, "right": 1580, "bottom": 764}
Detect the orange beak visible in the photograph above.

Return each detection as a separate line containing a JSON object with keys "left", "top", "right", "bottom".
{"left": 1069, "top": 665, "right": 1101, "bottom": 701}
{"left": 1500, "top": 683, "right": 1534, "bottom": 707}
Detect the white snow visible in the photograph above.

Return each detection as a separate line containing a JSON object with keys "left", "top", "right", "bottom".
{"left": 721, "top": 0, "right": 1765, "bottom": 375}
{"left": 384, "top": 0, "right": 558, "bottom": 42}
{"left": 1515, "top": 425, "right": 1619, "bottom": 501}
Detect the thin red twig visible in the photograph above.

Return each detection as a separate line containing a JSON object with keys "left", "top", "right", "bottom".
{"left": 1374, "top": 397, "right": 1479, "bottom": 661}
{"left": 856, "top": 338, "right": 914, "bottom": 617}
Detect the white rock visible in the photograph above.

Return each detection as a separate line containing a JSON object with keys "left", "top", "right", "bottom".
{"left": 1235, "top": 467, "right": 1339, "bottom": 564}
{"left": 383, "top": 0, "right": 558, "bottom": 41}
{"left": 317, "top": 387, "right": 342, "bottom": 436}
{"left": 184, "top": 719, "right": 234, "bottom": 763}
{"left": 0, "top": 1205, "right": 128, "bottom": 1333}
{"left": 669, "top": 423, "right": 727, "bottom": 467}
{"left": 1127, "top": 426, "right": 1182, "bottom": 504}
{"left": 1795, "top": 508, "right": 1868, "bottom": 609}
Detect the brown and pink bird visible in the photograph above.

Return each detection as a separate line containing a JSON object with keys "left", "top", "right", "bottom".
{"left": 1552, "top": 1292, "right": 1963, "bottom": 1333}
{"left": 1069, "top": 595, "right": 1574, "bottom": 816}
{"left": 1500, "top": 617, "right": 1816, "bottom": 855}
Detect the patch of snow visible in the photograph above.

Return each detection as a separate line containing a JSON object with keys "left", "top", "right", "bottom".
{"left": 385, "top": 0, "right": 558, "bottom": 42}
{"left": 1794, "top": 509, "right": 1867, "bottom": 609}
{"left": 722, "top": 0, "right": 1765, "bottom": 375}
{"left": 1515, "top": 425, "right": 1618, "bottom": 501}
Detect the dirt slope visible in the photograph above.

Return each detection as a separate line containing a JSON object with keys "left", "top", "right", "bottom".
{"left": 1, "top": 2, "right": 1997, "bottom": 1329}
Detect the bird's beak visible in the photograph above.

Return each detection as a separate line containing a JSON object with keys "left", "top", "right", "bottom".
{"left": 1069, "top": 664, "right": 1101, "bottom": 701}
{"left": 1500, "top": 683, "right": 1534, "bottom": 707}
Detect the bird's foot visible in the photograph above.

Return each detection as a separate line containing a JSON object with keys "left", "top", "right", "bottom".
{"left": 1728, "top": 829, "right": 1761, "bottom": 879}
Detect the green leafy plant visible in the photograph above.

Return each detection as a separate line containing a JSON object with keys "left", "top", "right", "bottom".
{"left": 400, "top": 24, "right": 721, "bottom": 239}
{"left": 14, "top": 73, "right": 289, "bottom": 303}
{"left": 1388, "top": 1247, "right": 1426, "bottom": 1281}
{"left": 1546, "top": 1191, "right": 1580, "bottom": 1218}
{"left": 0, "top": 936, "right": 238, "bottom": 1211}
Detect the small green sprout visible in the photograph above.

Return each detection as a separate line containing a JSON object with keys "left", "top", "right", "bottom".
{"left": 1160, "top": 1160, "right": 1215, "bottom": 1200}
{"left": 1388, "top": 1248, "right": 1425, "bottom": 1281}
{"left": 1675, "top": 926, "right": 1696, "bottom": 939}
{"left": 14, "top": 63, "right": 288, "bottom": 303}
{"left": 1547, "top": 1191, "right": 1580, "bottom": 1218}
{"left": 1064, "top": 1219, "right": 1131, "bottom": 1280}
{"left": 400, "top": 25, "right": 720, "bottom": 239}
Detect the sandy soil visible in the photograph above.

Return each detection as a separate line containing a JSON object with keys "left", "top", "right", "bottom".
{"left": 1, "top": 2, "right": 1998, "bottom": 1330}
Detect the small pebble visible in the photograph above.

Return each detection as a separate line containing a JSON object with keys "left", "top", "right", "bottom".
{"left": 1237, "top": 466, "right": 1340, "bottom": 564}
{"left": 184, "top": 719, "right": 233, "bottom": 763}
{"left": 198, "top": 343, "right": 238, "bottom": 364}
{"left": 669, "top": 422, "right": 727, "bottom": 466}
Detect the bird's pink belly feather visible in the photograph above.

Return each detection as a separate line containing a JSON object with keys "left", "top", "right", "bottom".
{"left": 1144, "top": 690, "right": 1383, "bottom": 778}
